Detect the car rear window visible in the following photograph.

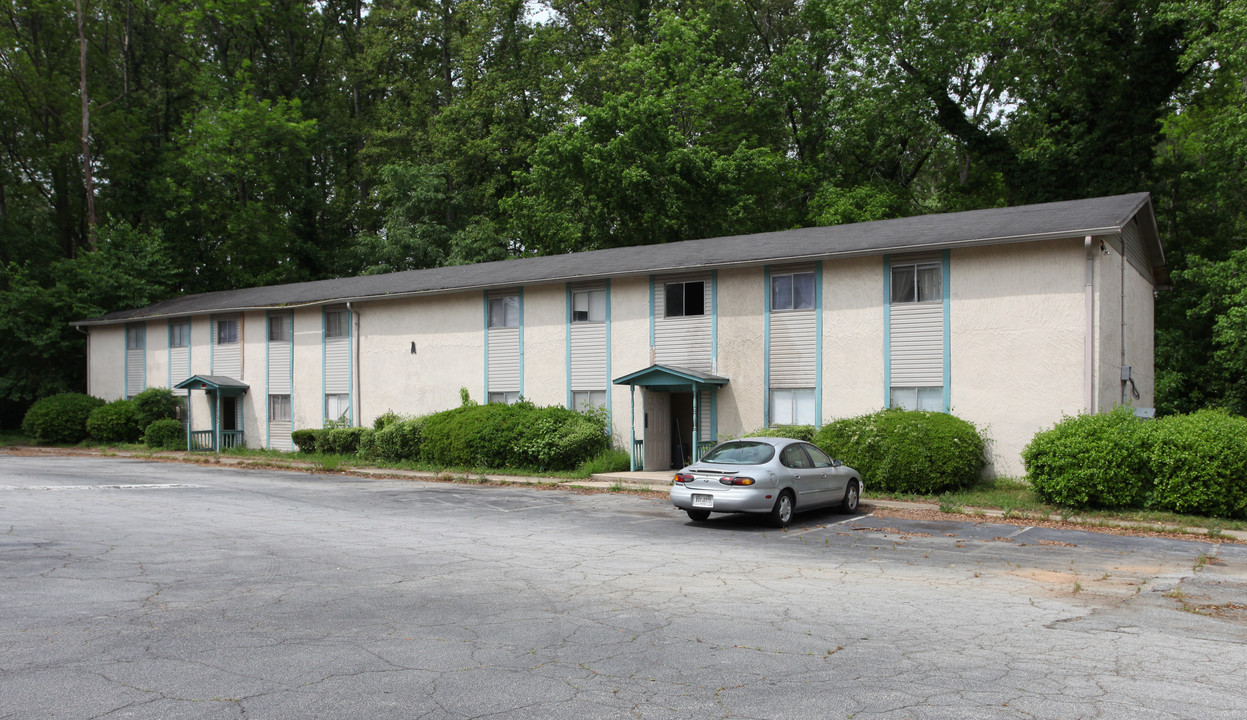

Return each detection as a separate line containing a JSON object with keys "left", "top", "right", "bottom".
{"left": 700, "top": 441, "right": 775, "bottom": 465}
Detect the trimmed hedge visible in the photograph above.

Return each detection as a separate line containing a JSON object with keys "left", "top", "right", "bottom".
{"left": 291, "top": 428, "right": 322, "bottom": 453}
{"left": 144, "top": 418, "right": 186, "bottom": 450}
{"left": 131, "top": 387, "right": 181, "bottom": 430}
{"left": 322, "top": 427, "right": 367, "bottom": 455}
{"left": 21, "top": 393, "right": 105, "bottom": 444}
{"left": 365, "top": 417, "right": 427, "bottom": 462}
{"left": 814, "top": 409, "right": 985, "bottom": 494}
{"left": 420, "top": 401, "right": 610, "bottom": 471}
{"left": 1023, "top": 407, "right": 1150, "bottom": 509}
{"left": 740, "top": 425, "right": 816, "bottom": 442}
{"left": 87, "top": 400, "right": 142, "bottom": 443}
{"left": 1144, "top": 410, "right": 1247, "bottom": 518}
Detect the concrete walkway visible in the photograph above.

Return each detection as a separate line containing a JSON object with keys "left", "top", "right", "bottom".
{"left": 8, "top": 446, "right": 1244, "bottom": 542}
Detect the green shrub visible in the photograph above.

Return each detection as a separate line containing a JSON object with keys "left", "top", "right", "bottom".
{"left": 368, "top": 417, "right": 427, "bottom": 462}
{"left": 815, "top": 409, "right": 985, "bottom": 494}
{"left": 372, "top": 411, "right": 403, "bottom": 431}
{"left": 511, "top": 406, "right": 611, "bottom": 470}
{"left": 21, "top": 393, "right": 106, "bottom": 444}
{"left": 577, "top": 448, "right": 632, "bottom": 475}
{"left": 87, "top": 400, "right": 142, "bottom": 442}
{"left": 1022, "top": 407, "right": 1150, "bottom": 509}
{"left": 131, "top": 387, "right": 181, "bottom": 429}
{"left": 291, "top": 428, "right": 323, "bottom": 453}
{"left": 144, "top": 418, "right": 186, "bottom": 450}
{"left": 1144, "top": 410, "right": 1247, "bottom": 518}
{"left": 321, "top": 427, "right": 367, "bottom": 455}
{"left": 741, "top": 425, "right": 816, "bottom": 442}
{"left": 420, "top": 401, "right": 611, "bottom": 471}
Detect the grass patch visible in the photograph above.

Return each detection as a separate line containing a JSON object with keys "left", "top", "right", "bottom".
{"left": 0, "top": 432, "right": 33, "bottom": 446}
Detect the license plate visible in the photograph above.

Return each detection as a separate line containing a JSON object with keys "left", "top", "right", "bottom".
{"left": 692, "top": 494, "right": 713, "bottom": 508}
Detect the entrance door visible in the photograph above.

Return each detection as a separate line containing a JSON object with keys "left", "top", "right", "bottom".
{"left": 221, "top": 396, "right": 238, "bottom": 431}
{"left": 643, "top": 391, "right": 670, "bottom": 471}
{"left": 669, "top": 392, "right": 694, "bottom": 468}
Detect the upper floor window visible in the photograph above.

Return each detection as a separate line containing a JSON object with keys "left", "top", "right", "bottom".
{"left": 572, "top": 289, "right": 606, "bottom": 323}
{"left": 216, "top": 319, "right": 239, "bottom": 345}
{"left": 664, "top": 281, "right": 705, "bottom": 317}
{"left": 325, "top": 310, "right": 348, "bottom": 338}
{"left": 489, "top": 296, "right": 519, "bottom": 328}
{"left": 126, "top": 326, "right": 144, "bottom": 350}
{"left": 771, "top": 272, "right": 815, "bottom": 311}
{"left": 269, "top": 315, "right": 290, "bottom": 342}
{"left": 891, "top": 262, "right": 942, "bottom": 303}
{"left": 488, "top": 391, "right": 520, "bottom": 404}
{"left": 169, "top": 320, "right": 189, "bottom": 348}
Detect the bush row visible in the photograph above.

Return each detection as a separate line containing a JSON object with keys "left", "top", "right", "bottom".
{"left": 292, "top": 401, "right": 616, "bottom": 472}
{"left": 21, "top": 389, "right": 182, "bottom": 447}
{"left": 1024, "top": 408, "right": 1247, "bottom": 518}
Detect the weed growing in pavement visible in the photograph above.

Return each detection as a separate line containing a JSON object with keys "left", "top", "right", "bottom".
{"left": 938, "top": 492, "right": 961, "bottom": 514}
{"left": 1073, "top": 581, "right": 1082, "bottom": 593}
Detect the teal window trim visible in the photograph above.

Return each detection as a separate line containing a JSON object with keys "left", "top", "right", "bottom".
{"left": 763, "top": 265, "right": 772, "bottom": 428}
{"left": 605, "top": 280, "right": 613, "bottom": 422}
{"left": 518, "top": 288, "right": 525, "bottom": 399}
{"left": 882, "top": 255, "right": 892, "bottom": 407}
{"left": 565, "top": 284, "right": 572, "bottom": 409}
{"left": 483, "top": 291, "right": 490, "bottom": 400}
{"left": 942, "top": 250, "right": 951, "bottom": 412}
{"left": 815, "top": 261, "right": 824, "bottom": 426}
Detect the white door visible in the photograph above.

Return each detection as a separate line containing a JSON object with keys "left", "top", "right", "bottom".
{"left": 643, "top": 390, "right": 670, "bottom": 471}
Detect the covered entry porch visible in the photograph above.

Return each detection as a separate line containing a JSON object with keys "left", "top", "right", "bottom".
{"left": 173, "top": 375, "right": 249, "bottom": 451}
{"left": 613, "top": 364, "right": 728, "bottom": 471}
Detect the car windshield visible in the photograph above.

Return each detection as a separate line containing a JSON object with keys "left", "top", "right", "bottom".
{"left": 700, "top": 441, "right": 775, "bottom": 465}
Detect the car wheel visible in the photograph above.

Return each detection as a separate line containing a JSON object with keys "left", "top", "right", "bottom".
{"left": 841, "top": 480, "right": 860, "bottom": 514}
{"left": 768, "top": 491, "right": 794, "bottom": 528}
{"left": 686, "top": 509, "right": 711, "bottom": 522}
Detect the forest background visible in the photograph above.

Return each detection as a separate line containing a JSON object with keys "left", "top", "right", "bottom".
{"left": 1, "top": 0, "right": 1245, "bottom": 428}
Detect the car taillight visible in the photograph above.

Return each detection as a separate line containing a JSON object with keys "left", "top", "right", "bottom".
{"left": 719, "top": 477, "right": 755, "bottom": 486}
{"left": 674, "top": 473, "right": 694, "bottom": 484}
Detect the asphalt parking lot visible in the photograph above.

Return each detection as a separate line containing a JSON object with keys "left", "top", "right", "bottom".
{"left": 2, "top": 453, "right": 1245, "bottom": 719}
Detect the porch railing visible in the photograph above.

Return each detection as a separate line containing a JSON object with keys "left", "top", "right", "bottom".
{"left": 631, "top": 439, "right": 644, "bottom": 470}
{"left": 188, "top": 430, "right": 245, "bottom": 451}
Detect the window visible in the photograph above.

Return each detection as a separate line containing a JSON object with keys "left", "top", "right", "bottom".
{"left": 770, "top": 388, "right": 815, "bottom": 426}
{"left": 891, "top": 262, "right": 942, "bottom": 303}
{"left": 126, "top": 326, "right": 144, "bottom": 350}
{"left": 325, "top": 393, "right": 350, "bottom": 423}
{"left": 780, "top": 444, "right": 812, "bottom": 469}
{"left": 804, "top": 443, "right": 834, "bottom": 468}
{"left": 488, "top": 296, "right": 520, "bottom": 328}
{"left": 269, "top": 315, "right": 290, "bottom": 342}
{"left": 488, "top": 391, "right": 519, "bottom": 404}
{"left": 664, "top": 281, "right": 705, "bottom": 317}
{"left": 269, "top": 394, "right": 291, "bottom": 422}
{"left": 771, "top": 272, "right": 815, "bottom": 311}
{"left": 216, "top": 318, "right": 239, "bottom": 344}
{"left": 890, "top": 386, "right": 943, "bottom": 411}
{"left": 169, "top": 320, "right": 189, "bottom": 348}
{"left": 572, "top": 390, "right": 607, "bottom": 412}
{"left": 325, "top": 310, "right": 348, "bottom": 338}
{"left": 572, "top": 289, "right": 606, "bottom": 323}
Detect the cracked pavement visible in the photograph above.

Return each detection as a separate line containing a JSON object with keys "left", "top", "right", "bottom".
{"left": 2, "top": 454, "right": 1245, "bottom": 719}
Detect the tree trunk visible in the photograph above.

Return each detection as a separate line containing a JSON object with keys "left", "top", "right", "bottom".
{"left": 76, "top": 0, "right": 97, "bottom": 248}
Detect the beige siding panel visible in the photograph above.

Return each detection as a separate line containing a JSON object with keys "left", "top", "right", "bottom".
{"left": 212, "top": 315, "right": 242, "bottom": 378}
{"left": 769, "top": 311, "right": 816, "bottom": 388}
{"left": 169, "top": 346, "right": 190, "bottom": 386}
{"left": 1121, "top": 220, "right": 1150, "bottom": 278}
{"left": 699, "top": 389, "right": 712, "bottom": 441}
{"left": 890, "top": 303, "right": 943, "bottom": 386}
{"left": 269, "top": 420, "right": 293, "bottom": 452}
{"left": 324, "top": 337, "right": 350, "bottom": 393}
{"left": 654, "top": 275, "right": 713, "bottom": 372}
{"left": 126, "top": 346, "right": 145, "bottom": 397}
{"left": 570, "top": 323, "right": 607, "bottom": 391}
{"left": 488, "top": 327, "right": 521, "bottom": 391}
{"left": 269, "top": 342, "right": 292, "bottom": 394}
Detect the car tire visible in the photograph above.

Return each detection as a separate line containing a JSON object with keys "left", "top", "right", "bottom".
{"left": 768, "top": 491, "right": 794, "bottom": 529}
{"left": 841, "top": 480, "right": 860, "bottom": 514}
{"left": 686, "top": 509, "right": 711, "bottom": 522}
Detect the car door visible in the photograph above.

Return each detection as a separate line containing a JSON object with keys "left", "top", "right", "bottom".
{"left": 802, "top": 443, "right": 846, "bottom": 505}
{"left": 779, "top": 443, "right": 823, "bottom": 506}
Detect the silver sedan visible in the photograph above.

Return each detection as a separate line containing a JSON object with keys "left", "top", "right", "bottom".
{"left": 670, "top": 437, "right": 863, "bottom": 527}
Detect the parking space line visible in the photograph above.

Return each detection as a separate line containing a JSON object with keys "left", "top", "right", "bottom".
{"left": 1007, "top": 526, "right": 1034, "bottom": 538}
{"left": 498, "top": 503, "right": 565, "bottom": 513}
{"left": 782, "top": 514, "right": 871, "bottom": 538}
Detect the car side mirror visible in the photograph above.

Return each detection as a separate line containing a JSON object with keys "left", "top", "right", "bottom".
{"left": 831, "top": 459, "right": 843, "bottom": 467}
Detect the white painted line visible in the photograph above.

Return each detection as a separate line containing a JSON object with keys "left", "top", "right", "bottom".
{"left": 498, "top": 503, "right": 565, "bottom": 513}
{"left": 0, "top": 484, "right": 200, "bottom": 491}
{"left": 1007, "top": 526, "right": 1034, "bottom": 539}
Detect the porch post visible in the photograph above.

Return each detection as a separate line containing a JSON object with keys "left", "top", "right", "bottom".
{"left": 629, "top": 385, "right": 637, "bottom": 471}
{"left": 185, "top": 388, "right": 192, "bottom": 451}
{"left": 215, "top": 393, "right": 221, "bottom": 452}
{"left": 691, "top": 385, "right": 700, "bottom": 462}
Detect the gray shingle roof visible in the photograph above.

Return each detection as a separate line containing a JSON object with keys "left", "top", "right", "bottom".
{"left": 77, "top": 192, "right": 1161, "bottom": 325}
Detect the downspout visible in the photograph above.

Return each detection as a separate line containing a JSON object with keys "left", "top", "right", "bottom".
{"left": 1120, "top": 248, "right": 1127, "bottom": 407}
{"left": 346, "top": 302, "right": 360, "bottom": 426}
{"left": 1084, "top": 236, "right": 1095, "bottom": 412}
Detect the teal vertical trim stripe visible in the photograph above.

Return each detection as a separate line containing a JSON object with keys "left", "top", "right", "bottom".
{"left": 482, "top": 291, "right": 490, "bottom": 400}
{"left": 565, "top": 284, "right": 572, "bottom": 409}
{"left": 882, "top": 256, "right": 892, "bottom": 408}
{"left": 763, "top": 265, "right": 772, "bottom": 428}
{"left": 711, "top": 270, "right": 718, "bottom": 370}
{"left": 605, "top": 280, "right": 613, "bottom": 423}
{"left": 648, "top": 275, "right": 655, "bottom": 347}
{"left": 815, "top": 261, "right": 824, "bottom": 426}
{"left": 265, "top": 313, "right": 271, "bottom": 449}
{"left": 288, "top": 311, "right": 294, "bottom": 442}
{"left": 518, "top": 288, "right": 525, "bottom": 398}
{"left": 942, "top": 250, "right": 952, "bottom": 412}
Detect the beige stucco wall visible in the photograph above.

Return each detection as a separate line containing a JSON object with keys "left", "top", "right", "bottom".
{"left": 240, "top": 311, "right": 264, "bottom": 447}
{"left": 521, "top": 285, "right": 567, "bottom": 408}
{"left": 1097, "top": 239, "right": 1155, "bottom": 412}
{"left": 88, "top": 325, "right": 126, "bottom": 401}
{"left": 950, "top": 238, "right": 1087, "bottom": 476}
{"left": 1124, "top": 257, "right": 1155, "bottom": 409}
{"left": 291, "top": 307, "right": 322, "bottom": 432}
{"left": 610, "top": 276, "right": 652, "bottom": 449}
{"left": 145, "top": 320, "right": 169, "bottom": 389}
{"left": 184, "top": 316, "right": 213, "bottom": 433}
{"left": 715, "top": 267, "right": 765, "bottom": 438}
{"left": 823, "top": 256, "right": 886, "bottom": 420}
